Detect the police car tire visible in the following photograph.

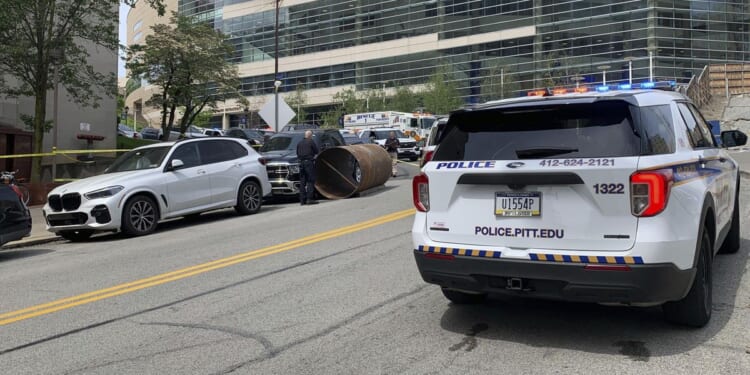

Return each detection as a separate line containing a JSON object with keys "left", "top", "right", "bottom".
{"left": 59, "top": 230, "right": 94, "bottom": 242}
{"left": 441, "top": 288, "right": 487, "bottom": 305}
{"left": 663, "top": 230, "right": 712, "bottom": 327}
{"left": 719, "top": 189, "right": 740, "bottom": 254}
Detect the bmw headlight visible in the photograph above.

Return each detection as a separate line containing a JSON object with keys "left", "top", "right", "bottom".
{"left": 84, "top": 186, "right": 124, "bottom": 200}
{"left": 288, "top": 164, "right": 300, "bottom": 174}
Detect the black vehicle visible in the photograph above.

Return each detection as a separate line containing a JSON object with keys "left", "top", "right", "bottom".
{"left": 260, "top": 129, "right": 345, "bottom": 196}
{"left": 224, "top": 127, "right": 266, "bottom": 146}
{"left": 342, "top": 133, "right": 363, "bottom": 145}
{"left": 280, "top": 123, "right": 319, "bottom": 132}
{"left": 0, "top": 184, "right": 31, "bottom": 247}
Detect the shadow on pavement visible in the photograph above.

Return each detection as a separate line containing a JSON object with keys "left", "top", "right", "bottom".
{"left": 0, "top": 249, "right": 55, "bottom": 262}
{"left": 438, "top": 238, "right": 750, "bottom": 359}
{"left": 68, "top": 206, "right": 286, "bottom": 243}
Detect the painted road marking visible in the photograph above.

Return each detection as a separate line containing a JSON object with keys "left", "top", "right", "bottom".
{"left": 0, "top": 209, "right": 415, "bottom": 326}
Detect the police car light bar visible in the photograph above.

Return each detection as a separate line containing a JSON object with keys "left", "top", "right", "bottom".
{"left": 525, "top": 81, "right": 676, "bottom": 96}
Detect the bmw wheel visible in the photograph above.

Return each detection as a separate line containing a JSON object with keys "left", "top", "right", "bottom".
{"left": 121, "top": 195, "right": 158, "bottom": 237}
{"left": 235, "top": 180, "right": 262, "bottom": 215}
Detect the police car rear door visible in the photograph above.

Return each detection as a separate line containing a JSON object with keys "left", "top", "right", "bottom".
{"left": 425, "top": 100, "right": 641, "bottom": 252}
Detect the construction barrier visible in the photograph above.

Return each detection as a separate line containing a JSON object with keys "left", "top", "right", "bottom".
{"left": 315, "top": 144, "right": 392, "bottom": 200}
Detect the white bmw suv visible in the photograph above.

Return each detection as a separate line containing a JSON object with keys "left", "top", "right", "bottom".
{"left": 44, "top": 137, "right": 271, "bottom": 241}
{"left": 412, "top": 85, "right": 747, "bottom": 327}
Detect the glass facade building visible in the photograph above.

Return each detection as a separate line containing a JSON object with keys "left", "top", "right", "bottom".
{"left": 176, "top": 0, "right": 750, "bottom": 123}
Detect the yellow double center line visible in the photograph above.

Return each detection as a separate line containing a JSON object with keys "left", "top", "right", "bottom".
{"left": 0, "top": 209, "right": 415, "bottom": 326}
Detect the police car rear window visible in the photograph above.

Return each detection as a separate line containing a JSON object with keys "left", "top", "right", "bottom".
{"left": 434, "top": 101, "right": 666, "bottom": 161}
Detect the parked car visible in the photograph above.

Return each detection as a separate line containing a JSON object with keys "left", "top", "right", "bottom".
{"left": 358, "top": 128, "right": 420, "bottom": 161}
{"left": 342, "top": 133, "right": 363, "bottom": 145}
{"left": 281, "top": 123, "right": 319, "bottom": 132}
{"left": 225, "top": 127, "right": 266, "bottom": 146}
{"left": 140, "top": 127, "right": 162, "bottom": 140}
{"left": 420, "top": 117, "right": 448, "bottom": 167}
{"left": 203, "top": 128, "right": 224, "bottom": 137}
{"left": 118, "top": 124, "right": 139, "bottom": 139}
{"left": 0, "top": 184, "right": 31, "bottom": 247}
{"left": 412, "top": 85, "right": 748, "bottom": 327}
{"left": 260, "top": 129, "right": 345, "bottom": 197}
{"left": 43, "top": 138, "right": 272, "bottom": 241}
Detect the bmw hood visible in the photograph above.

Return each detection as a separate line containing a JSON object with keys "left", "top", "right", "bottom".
{"left": 49, "top": 170, "right": 153, "bottom": 196}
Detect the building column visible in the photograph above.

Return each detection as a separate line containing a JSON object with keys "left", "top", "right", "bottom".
{"left": 222, "top": 112, "right": 229, "bottom": 130}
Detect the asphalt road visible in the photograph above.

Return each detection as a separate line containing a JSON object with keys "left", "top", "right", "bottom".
{"left": 0, "top": 163, "right": 749, "bottom": 374}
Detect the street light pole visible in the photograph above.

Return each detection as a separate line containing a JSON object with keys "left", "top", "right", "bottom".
{"left": 50, "top": 48, "right": 63, "bottom": 183}
{"left": 274, "top": 0, "right": 280, "bottom": 132}
{"left": 623, "top": 56, "right": 635, "bottom": 85}
{"left": 597, "top": 65, "right": 611, "bottom": 86}
{"left": 648, "top": 50, "right": 654, "bottom": 82}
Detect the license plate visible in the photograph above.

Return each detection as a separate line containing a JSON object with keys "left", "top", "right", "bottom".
{"left": 495, "top": 192, "right": 541, "bottom": 217}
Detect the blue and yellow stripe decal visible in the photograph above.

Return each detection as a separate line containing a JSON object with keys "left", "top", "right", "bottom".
{"left": 529, "top": 253, "right": 644, "bottom": 264}
{"left": 416, "top": 245, "right": 501, "bottom": 258}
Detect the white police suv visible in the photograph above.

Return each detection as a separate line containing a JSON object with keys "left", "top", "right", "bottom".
{"left": 412, "top": 83, "right": 747, "bottom": 327}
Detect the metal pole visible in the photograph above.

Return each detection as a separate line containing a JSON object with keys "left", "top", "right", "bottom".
{"left": 628, "top": 60, "right": 633, "bottom": 85}
{"left": 52, "top": 62, "right": 59, "bottom": 182}
{"left": 274, "top": 0, "right": 280, "bottom": 131}
{"left": 500, "top": 68, "right": 504, "bottom": 99}
{"left": 602, "top": 70, "right": 606, "bottom": 85}
{"left": 649, "top": 50, "right": 654, "bottom": 82}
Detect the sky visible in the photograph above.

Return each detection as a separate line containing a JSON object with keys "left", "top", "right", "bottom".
{"left": 118, "top": 3, "right": 129, "bottom": 78}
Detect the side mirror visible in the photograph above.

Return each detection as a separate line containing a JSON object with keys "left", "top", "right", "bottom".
{"left": 167, "top": 159, "right": 185, "bottom": 171}
{"left": 721, "top": 130, "right": 748, "bottom": 148}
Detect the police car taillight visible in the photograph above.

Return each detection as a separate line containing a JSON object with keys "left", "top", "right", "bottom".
{"left": 630, "top": 170, "right": 673, "bottom": 217}
{"left": 413, "top": 174, "right": 430, "bottom": 212}
{"left": 423, "top": 150, "right": 434, "bottom": 164}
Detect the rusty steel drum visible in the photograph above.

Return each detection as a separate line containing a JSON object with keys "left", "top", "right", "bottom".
{"left": 315, "top": 144, "right": 392, "bottom": 199}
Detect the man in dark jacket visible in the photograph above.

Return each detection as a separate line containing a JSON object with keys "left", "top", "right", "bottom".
{"left": 296, "top": 130, "right": 320, "bottom": 205}
{"left": 384, "top": 131, "right": 400, "bottom": 177}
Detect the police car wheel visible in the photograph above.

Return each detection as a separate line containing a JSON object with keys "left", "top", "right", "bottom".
{"left": 719, "top": 186, "right": 740, "bottom": 254}
{"left": 663, "top": 230, "right": 712, "bottom": 327}
{"left": 59, "top": 230, "right": 94, "bottom": 242}
{"left": 441, "top": 288, "right": 487, "bottom": 305}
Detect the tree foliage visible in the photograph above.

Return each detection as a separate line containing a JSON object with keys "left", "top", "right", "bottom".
{"left": 0, "top": 0, "right": 121, "bottom": 181}
{"left": 422, "top": 65, "right": 464, "bottom": 114}
{"left": 388, "top": 85, "right": 421, "bottom": 112}
{"left": 285, "top": 85, "right": 308, "bottom": 124}
{"left": 126, "top": 13, "right": 245, "bottom": 139}
{"left": 122, "top": 0, "right": 166, "bottom": 16}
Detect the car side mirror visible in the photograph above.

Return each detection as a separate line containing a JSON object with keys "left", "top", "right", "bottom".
{"left": 721, "top": 130, "right": 748, "bottom": 147}
{"left": 167, "top": 159, "right": 185, "bottom": 171}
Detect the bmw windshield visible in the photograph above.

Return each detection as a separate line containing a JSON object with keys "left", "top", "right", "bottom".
{"left": 106, "top": 146, "right": 171, "bottom": 173}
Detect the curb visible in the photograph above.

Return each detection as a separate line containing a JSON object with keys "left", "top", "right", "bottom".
{"left": 1, "top": 235, "right": 63, "bottom": 250}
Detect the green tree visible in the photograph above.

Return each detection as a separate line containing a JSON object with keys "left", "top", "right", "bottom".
{"left": 126, "top": 13, "right": 245, "bottom": 139}
{"left": 0, "top": 0, "right": 165, "bottom": 182}
{"left": 192, "top": 110, "right": 213, "bottom": 127}
{"left": 285, "top": 85, "right": 308, "bottom": 124}
{"left": 422, "top": 66, "right": 464, "bottom": 114}
{"left": 388, "top": 85, "right": 421, "bottom": 112}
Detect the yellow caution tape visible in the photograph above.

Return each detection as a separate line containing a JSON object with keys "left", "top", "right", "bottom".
{"left": 0, "top": 149, "right": 131, "bottom": 159}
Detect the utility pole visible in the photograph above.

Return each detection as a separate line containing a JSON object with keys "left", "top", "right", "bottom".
{"left": 274, "top": 0, "right": 280, "bottom": 132}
